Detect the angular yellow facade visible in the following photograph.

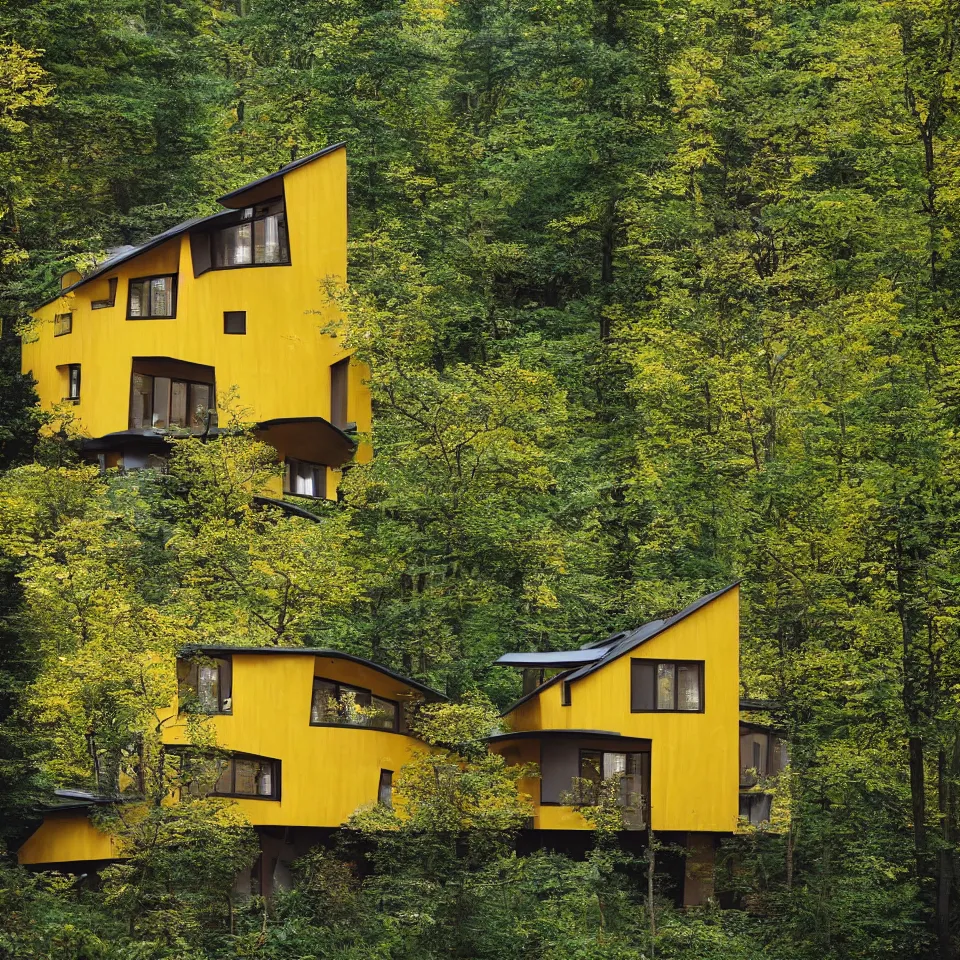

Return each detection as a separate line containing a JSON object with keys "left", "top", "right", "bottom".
{"left": 490, "top": 584, "right": 741, "bottom": 835}
{"left": 160, "top": 648, "right": 445, "bottom": 828}
{"left": 22, "top": 143, "right": 370, "bottom": 500}
{"left": 19, "top": 648, "right": 444, "bottom": 870}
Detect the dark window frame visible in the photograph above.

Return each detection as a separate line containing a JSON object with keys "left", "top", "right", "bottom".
{"left": 310, "top": 676, "right": 400, "bottom": 733}
{"left": 177, "top": 655, "right": 233, "bottom": 715}
{"left": 330, "top": 358, "right": 350, "bottom": 429}
{"left": 127, "top": 274, "right": 178, "bottom": 320}
{"left": 129, "top": 371, "right": 216, "bottom": 431}
{"left": 210, "top": 199, "right": 291, "bottom": 271}
{"left": 205, "top": 752, "right": 281, "bottom": 801}
{"left": 630, "top": 658, "right": 705, "bottom": 713}
{"left": 54, "top": 313, "right": 73, "bottom": 337}
{"left": 561, "top": 681, "right": 572, "bottom": 706}
{"left": 224, "top": 310, "right": 247, "bottom": 335}
{"left": 576, "top": 748, "right": 650, "bottom": 820}
{"left": 66, "top": 364, "right": 81, "bottom": 401}
{"left": 284, "top": 457, "right": 327, "bottom": 499}
{"left": 378, "top": 769, "right": 393, "bottom": 808}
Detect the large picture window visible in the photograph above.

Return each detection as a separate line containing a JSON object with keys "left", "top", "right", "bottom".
{"left": 130, "top": 373, "right": 213, "bottom": 430}
{"left": 177, "top": 656, "right": 232, "bottom": 714}
{"left": 212, "top": 200, "right": 289, "bottom": 268}
{"left": 128, "top": 275, "right": 176, "bottom": 319}
{"left": 310, "top": 677, "right": 399, "bottom": 731}
{"left": 631, "top": 659, "right": 703, "bottom": 712}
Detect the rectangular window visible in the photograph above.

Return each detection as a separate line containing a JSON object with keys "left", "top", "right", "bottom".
{"left": 310, "top": 677, "right": 399, "bottom": 731}
{"left": 130, "top": 373, "right": 214, "bottom": 430}
{"left": 212, "top": 200, "right": 289, "bottom": 268}
{"left": 561, "top": 681, "right": 572, "bottom": 706}
{"left": 67, "top": 364, "right": 81, "bottom": 400}
{"left": 91, "top": 278, "right": 118, "bottom": 309}
{"left": 378, "top": 769, "right": 393, "bottom": 808}
{"left": 224, "top": 311, "right": 246, "bottom": 334}
{"left": 177, "top": 656, "right": 233, "bottom": 713}
{"left": 210, "top": 754, "right": 279, "bottom": 800}
{"left": 128, "top": 275, "right": 176, "bottom": 319}
{"left": 631, "top": 659, "right": 703, "bottom": 712}
{"left": 54, "top": 313, "right": 73, "bottom": 336}
{"left": 577, "top": 749, "right": 648, "bottom": 823}
{"left": 284, "top": 458, "right": 326, "bottom": 498}
{"left": 330, "top": 358, "right": 349, "bottom": 428}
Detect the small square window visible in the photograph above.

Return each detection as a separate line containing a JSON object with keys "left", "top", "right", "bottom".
{"left": 224, "top": 311, "right": 246, "bottom": 334}
{"left": 54, "top": 313, "right": 72, "bottom": 336}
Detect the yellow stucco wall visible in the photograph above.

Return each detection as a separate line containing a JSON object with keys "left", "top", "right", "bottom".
{"left": 502, "top": 586, "right": 740, "bottom": 833}
{"left": 21, "top": 147, "right": 370, "bottom": 494}
{"left": 161, "top": 652, "right": 434, "bottom": 828}
{"left": 18, "top": 809, "right": 121, "bottom": 865}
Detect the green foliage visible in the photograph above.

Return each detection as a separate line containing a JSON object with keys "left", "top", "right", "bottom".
{"left": 7, "top": 0, "right": 960, "bottom": 955}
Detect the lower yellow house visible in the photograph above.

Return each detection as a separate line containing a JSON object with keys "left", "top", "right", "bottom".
{"left": 19, "top": 584, "right": 775, "bottom": 904}
{"left": 19, "top": 648, "right": 446, "bottom": 894}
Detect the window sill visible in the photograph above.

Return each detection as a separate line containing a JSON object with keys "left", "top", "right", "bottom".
{"left": 630, "top": 708, "right": 704, "bottom": 714}
{"left": 210, "top": 791, "right": 279, "bottom": 801}
{"left": 177, "top": 708, "right": 233, "bottom": 717}
{"left": 309, "top": 720, "right": 403, "bottom": 735}
{"left": 62, "top": 397, "right": 80, "bottom": 404}
{"left": 126, "top": 315, "right": 177, "bottom": 321}
{"left": 209, "top": 261, "right": 292, "bottom": 272}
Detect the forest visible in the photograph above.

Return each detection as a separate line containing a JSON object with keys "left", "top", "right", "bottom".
{"left": 2, "top": 0, "right": 960, "bottom": 956}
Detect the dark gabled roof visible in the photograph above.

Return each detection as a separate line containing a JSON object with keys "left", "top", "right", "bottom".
{"left": 217, "top": 142, "right": 345, "bottom": 206}
{"left": 178, "top": 645, "right": 447, "bottom": 701}
{"left": 36, "top": 142, "right": 347, "bottom": 310}
{"left": 500, "top": 583, "right": 739, "bottom": 714}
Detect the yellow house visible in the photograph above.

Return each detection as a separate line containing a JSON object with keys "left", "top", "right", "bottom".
{"left": 19, "top": 647, "right": 445, "bottom": 893}
{"left": 490, "top": 583, "right": 741, "bottom": 904}
{"left": 22, "top": 143, "right": 370, "bottom": 501}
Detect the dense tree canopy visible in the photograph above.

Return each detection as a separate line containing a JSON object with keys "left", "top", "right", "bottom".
{"left": 5, "top": 0, "right": 960, "bottom": 956}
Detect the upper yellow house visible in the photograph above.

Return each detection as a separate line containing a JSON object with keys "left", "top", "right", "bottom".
{"left": 22, "top": 143, "right": 370, "bottom": 500}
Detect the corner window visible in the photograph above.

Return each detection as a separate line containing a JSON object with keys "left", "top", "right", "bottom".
{"left": 224, "top": 311, "right": 246, "bottom": 334}
{"left": 310, "top": 677, "right": 399, "bottom": 731}
{"left": 177, "top": 656, "right": 233, "bottom": 714}
{"left": 91, "top": 278, "right": 118, "bottom": 309}
{"left": 284, "top": 458, "right": 326, "bottom": 498}
{"left": 54, "top": 313, "right": 73, "bottom": 336}
{"left": 67, "top": 364, "right": 81, "bottom": 401}
{"left": 378, "top": 769, "right": 393, "bottom": 808}
{"left": 330, "top": 358, "right": 349, "bottom": 428}
{"left": 212, "top": 200, "right": 289, "bottom": 268}
{"left": 211, "top": 754, "right": 279, "bottom": 800}
{"left": 128, "top": 275, "right": 176, "bottom": 319}
{"left": 631, "top": 659, "right": 703, "bottom": 712}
